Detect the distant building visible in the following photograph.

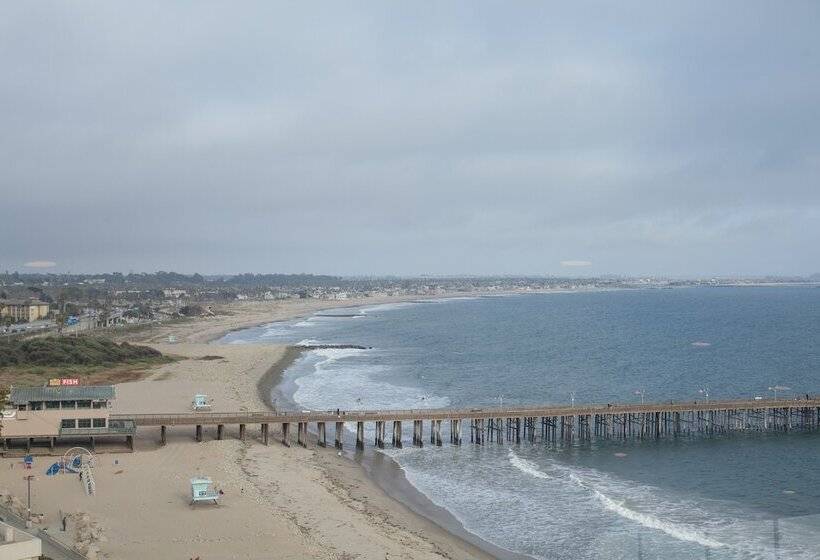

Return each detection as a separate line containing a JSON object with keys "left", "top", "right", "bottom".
{"left": 0, "top": 521, "right": 42, "bottom": 560}
{"left": 0, "top": 300, "right": 50, "bottom": 322}
{"left": 95, "top": 310, "right": 125, "bottom": 328}
{"left": 162, "top": 289, "right": 188, "bottom": 299}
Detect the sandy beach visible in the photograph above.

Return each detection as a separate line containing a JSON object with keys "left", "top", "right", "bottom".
{"left": 0, "top": 296, "right": 497, "bottom": 560}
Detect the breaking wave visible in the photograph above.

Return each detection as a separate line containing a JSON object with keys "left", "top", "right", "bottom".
{"left": 507, "top": 450, "right": 726, "bottom": 549}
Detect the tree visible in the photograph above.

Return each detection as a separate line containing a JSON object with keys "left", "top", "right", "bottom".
{"left": 60, "top": 286, "right": 83, "bottom": 301}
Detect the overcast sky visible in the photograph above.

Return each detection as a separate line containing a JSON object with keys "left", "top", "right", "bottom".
{"left": 2, "top": 2, "right": 819, "bottom": 277}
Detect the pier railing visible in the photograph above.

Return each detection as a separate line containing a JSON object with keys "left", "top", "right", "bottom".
{"left": 111, "top": 396, "right": 820, "bottom": 426}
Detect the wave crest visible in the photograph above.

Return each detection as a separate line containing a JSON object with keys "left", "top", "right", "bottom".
{"left": 507, "top": 450, "right": 725, "bottom": 549}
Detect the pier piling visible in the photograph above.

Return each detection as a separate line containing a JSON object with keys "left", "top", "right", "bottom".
{"left": 375, "top": 421, "right": 385, "bottom": 448}
{"left": 282, "top": 422, "right": 290, "bottom": 447}
{"left": 317, "top": 422, "right": 326, "bottom": 447}
{"left": 393, "top": 421, "right": 403, "bottom": 448}
{"left": 356, "top": 422, "right": 364, "bottom": 451}
{"left": 451, "top": 419, "right": 461, "bottom": 445}
{"left": 297, "top": 422, "right": 307, "bottom": 447}
{"left": 413, "top": 420, "right": 423, "bottom": 447}
{"left": 335, "top": 421, "right": 344, "bottom": 450}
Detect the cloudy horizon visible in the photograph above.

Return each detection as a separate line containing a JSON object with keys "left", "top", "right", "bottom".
{"left": 3, "top": 3, "right": 819, "bottom": 277}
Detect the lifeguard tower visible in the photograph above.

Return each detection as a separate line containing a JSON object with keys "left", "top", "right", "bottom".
{"left": 192, "top": 395, "right": 212, "bottom": 411}
{"left": 190, "top": 477, "right": 219, "bottom": 505}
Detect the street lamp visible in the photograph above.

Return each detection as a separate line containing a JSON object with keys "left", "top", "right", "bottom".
{"left": 634, "top": 389, "right": 645, "bottom": 404}
{"left": 768, "top": 386, "right": 790, "bottom": 400}
{"left": 698, "top": 387, "right": 710, "bottom": 403}
{"left": 23, "top": 475, "right": 34, "bottom": 526}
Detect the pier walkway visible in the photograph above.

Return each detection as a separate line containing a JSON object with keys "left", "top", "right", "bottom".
{"left": 111, "top": 396, "right": 820, "bottom": 449}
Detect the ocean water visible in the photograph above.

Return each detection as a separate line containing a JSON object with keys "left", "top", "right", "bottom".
{"left": 221, "top": 288, "right": 820, "bottom": 559}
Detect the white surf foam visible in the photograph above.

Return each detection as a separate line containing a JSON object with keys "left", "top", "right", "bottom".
{"left": 291, "top": 347, "right": 450, "bottom": 413}
{"left": 507, "top": 449, "right": 553, "bottom": 480}
{"left": 360, "top": 302, "right": 421, "bottom": 315}
{"left": 259, "top": 324, "right": 295, "bottom": 339}
{"left": 585, "top": 481, "right": 725, "bottom": 549}
{"left": 507, "top": 450, "right": 726, "bottom": 549}
{"left": 296, "top": 338, "right": 322, "bottom": 346}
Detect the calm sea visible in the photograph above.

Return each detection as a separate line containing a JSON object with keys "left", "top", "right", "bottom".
{"left": 221, "top": 287, "right": 820, "bottom": 559}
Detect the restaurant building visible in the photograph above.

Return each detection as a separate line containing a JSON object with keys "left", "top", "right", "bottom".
{"left": 0, "top": 385, "right": 135, "bottom": 453}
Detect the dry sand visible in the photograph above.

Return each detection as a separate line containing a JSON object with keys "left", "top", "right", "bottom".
{"left": 0, "top": 297, "right": 497, "bottom": 560}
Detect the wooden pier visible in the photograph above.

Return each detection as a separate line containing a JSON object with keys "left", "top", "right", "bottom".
{"left": 111, "top": 396, "right": 820, "bottom": 449}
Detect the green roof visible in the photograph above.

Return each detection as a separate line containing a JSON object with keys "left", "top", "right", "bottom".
{"left": 10, "top": 385, "right": 115, "bottom": 405}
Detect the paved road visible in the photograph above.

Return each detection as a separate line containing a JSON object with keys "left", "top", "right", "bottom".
{"left": 0, "top": 504, "right": 86, "bottom": 560}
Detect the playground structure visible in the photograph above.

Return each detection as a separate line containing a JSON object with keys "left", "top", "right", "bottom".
{"left": 45, "top": 447, "right": 97, "bottom": 495}
{"left": 190, "top": 477, "right": 220, "bottom": 505}
{"left": 192, "top": 394, "right": 212, "bottom": 412}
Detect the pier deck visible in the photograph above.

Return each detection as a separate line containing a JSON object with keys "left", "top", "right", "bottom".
{"left": 111, "top": 397, "right": 820, "bottom": 425}
{"left": 109, "top": 396, "right": 820, "bottom": 449}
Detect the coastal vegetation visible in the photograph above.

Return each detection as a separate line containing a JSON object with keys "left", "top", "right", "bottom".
{"left": 0, "top": 336, "right": 173, "bottom": 386}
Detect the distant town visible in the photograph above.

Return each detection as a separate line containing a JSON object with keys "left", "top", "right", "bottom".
{"left": 1, "top": 271, "right": 818, "bottom": 335}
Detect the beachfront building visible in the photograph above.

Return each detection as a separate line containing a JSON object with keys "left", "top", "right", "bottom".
{"left": 0, "top": 521, "right": 42, "bottom": 560}
{"left": 0, "top": 300, "right": 50, "bottom": 322}
{"left": 0, "top": 385, "right": 135, "bottom": 453}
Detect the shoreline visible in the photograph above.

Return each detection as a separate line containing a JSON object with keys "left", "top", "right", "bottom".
{"left": 0, "top": 294, "right": 518, "bottom": 559}
{"left": 122, "top": 292, "right": 519, "bottom": 559}
{"left": 256, "top": 345, "right": 305, "bottom": 411}
{"left": 0, "top": 291, "right": 572, "bottom": 558}
{"left": 257, "top": 343, "right": 529, "bottom": 560}
{"left": 134, "top": 288, "right": 565, "bottom": 346}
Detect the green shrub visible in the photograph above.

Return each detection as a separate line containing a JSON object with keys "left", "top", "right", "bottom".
{"left": 0, "top": 337, "right": 162, "bottom": 367}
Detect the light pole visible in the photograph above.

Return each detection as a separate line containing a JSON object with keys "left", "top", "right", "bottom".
{"left": 23, "top": 475, "right": 34, "bottom": 526}
{"left": 570, "top": 391, "right": 576, "bottom": 408}
{"left": 768, "top": 386, "right": 790, "bottom": 400}
{"left": 498, "top": 394, "right": 503, "bottom": 409}
{"left": 698, "top": 387, "right": 710, "bottom": 403}
{"left": 634, "top": 389, "right": 645, "bottom": 404}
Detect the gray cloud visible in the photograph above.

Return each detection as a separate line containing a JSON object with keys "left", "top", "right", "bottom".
{"left": 2, "top": 2, "right": 819, "bottom": 276}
